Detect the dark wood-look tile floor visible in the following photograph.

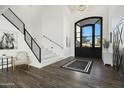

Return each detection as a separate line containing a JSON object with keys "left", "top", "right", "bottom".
{"left": 0, "top": 57, "right": 124, "bottom": 88}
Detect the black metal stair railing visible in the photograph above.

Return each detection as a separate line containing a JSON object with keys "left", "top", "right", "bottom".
{"left": 2, "top": 8, "right": 25, "bottom": 34}
{"left": 2, "top": 8, "right": 41, "bottom": 63}
{"left": 25, "top": 29, "right": 41, "bottom": 62}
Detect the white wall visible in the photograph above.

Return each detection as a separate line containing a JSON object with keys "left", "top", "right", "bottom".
{"left": 0, "top": 6, "right": 42, "bottom": 68}
{"left": 0, "top": 5, "right": 42, "bottom": 44}
{"left": 41, "top": 6, "right": 64, "bottom": 45}
{"left": 0, "top": 6, "right": 7, "bottom": 15}
{"left": 70, "top": 5, "right": 109, "bottom": 56}
{"left": 0, "top": 15, "right": 41, "bottom": 69}
{"left": 41, "top": 5, "right": 63, "bottom": 57}
{"left": 30, "top": 6, "right": 42, "bottom": 42}
{"left": 63, "top": 6, "right": 72, "bottom": 57}
{"left": 41, "top": 5, "right": 72, "bottom": 58}
{"left": 108, "top": 6, "right": 124, "bottom": 52}
{"left": 8, "top": 5, "right": 42, "bottom": 40}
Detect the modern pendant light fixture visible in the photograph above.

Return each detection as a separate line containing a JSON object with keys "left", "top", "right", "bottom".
{"left": 76, "top": 5, "right": 88, "bottom": 11}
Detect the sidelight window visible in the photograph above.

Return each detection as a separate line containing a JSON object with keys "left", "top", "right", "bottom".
{"left": 95, "top": 20, "right": 101, "bottom": 47}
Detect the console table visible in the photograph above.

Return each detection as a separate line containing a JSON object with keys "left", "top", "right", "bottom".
{"left": 102, "top": 51, "right": 113, "bottom": 66}
{"left": 0, "top": 56, "right": 14, "bottom": 71}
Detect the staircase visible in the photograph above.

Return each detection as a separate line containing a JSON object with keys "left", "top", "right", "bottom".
{"left": 41, "top": 45, "right": 62, "bottom": 67}
{"left": 41, "top": 34, "right": 63, "bottom": 66}
{"left": 0, "top": 8, "right": 63, "bottom": 68}
{"left": 41, "top": 45, "right": 59, "bottom": 61}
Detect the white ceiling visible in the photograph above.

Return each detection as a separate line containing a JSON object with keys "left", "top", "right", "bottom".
{"left": 67, "top": 5, "right": 89, "bottom": 13}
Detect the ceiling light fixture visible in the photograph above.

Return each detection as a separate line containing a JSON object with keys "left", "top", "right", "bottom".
{"left": 76, "top": 5, "right": 88, "bottom": 11}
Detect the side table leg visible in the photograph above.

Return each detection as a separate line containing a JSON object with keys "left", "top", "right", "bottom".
{"left": 28, "top": 64, "right": 30, "bottom": 68}
{"left": 12, "top": 57, "right": 15, "bottom": 71}
{"left": 13, "top": 63, "right": 15, "bottom": 71}
{"left": 7, "top": 58, "right": 8, "bottom": 71}
{"left": 2, "top": 58, "right": 3, "bottom": 71}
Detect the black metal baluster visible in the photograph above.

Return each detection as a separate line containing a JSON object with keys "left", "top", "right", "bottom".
{"left": 2, "top": 58, "right": 3, "bottom": 71}
{"left": 7, "top": 58, "right": 8, "bottom": 71}
{"left": 11, "top": 57, "right": 14, "bottom": 71}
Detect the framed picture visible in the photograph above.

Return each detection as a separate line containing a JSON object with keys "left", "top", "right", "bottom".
{"left": 0, "top": 29, "right": 17, "bottom": 49}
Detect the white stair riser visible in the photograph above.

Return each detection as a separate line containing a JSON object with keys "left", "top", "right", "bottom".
{"left": 41, "top": 45, "right": 62, "bottom": 68}
{"left": 41, "top": 54, "right": 59, "bottom": 60}
{"left": 41, "top": 54, "right": 57, "bottom": 58}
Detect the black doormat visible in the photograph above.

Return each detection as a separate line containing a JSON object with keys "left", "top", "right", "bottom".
{"left": 61, "top": 59, "right": 93, "bottom": 74}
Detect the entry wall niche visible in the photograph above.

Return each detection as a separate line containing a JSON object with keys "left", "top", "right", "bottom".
{"left": 0, "top": 29, "right": 17, "bottom": 49}
{"left": 66, "top": 36, "right": 71, "bottom": 47}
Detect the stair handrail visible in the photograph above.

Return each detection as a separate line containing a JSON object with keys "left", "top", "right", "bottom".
{"left": 42, "top": 34, "right": 64, "bottom": 49}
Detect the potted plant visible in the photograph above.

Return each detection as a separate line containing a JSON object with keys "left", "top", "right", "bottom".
{"left": 103, "top": 39, "right": 110, "bottom": 51}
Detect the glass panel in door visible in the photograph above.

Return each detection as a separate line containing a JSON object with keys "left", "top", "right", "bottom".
{"left": 82, "top": 26, "right": 93, "bottom": 47}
